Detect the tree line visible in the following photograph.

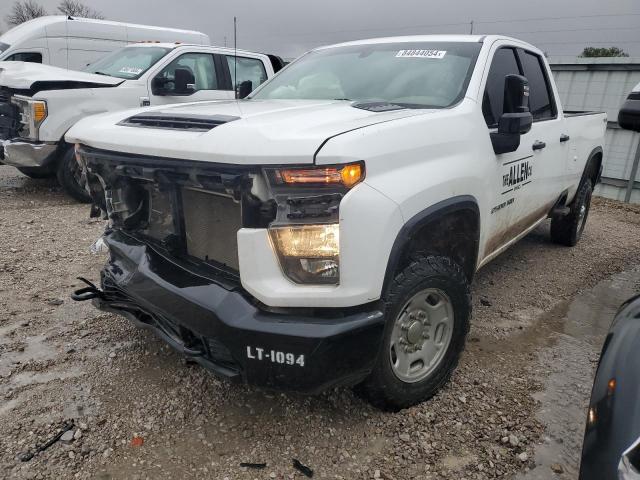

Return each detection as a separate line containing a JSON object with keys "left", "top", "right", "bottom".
{"left": 5, "top": 0, "right": 103, "bottom": 27}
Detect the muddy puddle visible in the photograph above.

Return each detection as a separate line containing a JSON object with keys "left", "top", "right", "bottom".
{"left": 516, "top": 267, "right": 640, "bottom": 478}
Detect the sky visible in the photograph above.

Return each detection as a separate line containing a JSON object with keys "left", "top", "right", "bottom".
{"left": 1, "top": 0, "right": 640, "bottom": 59}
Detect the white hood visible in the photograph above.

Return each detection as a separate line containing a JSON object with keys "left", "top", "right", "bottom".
{"left": 66, "top": 99, "right": 435, "bottom": 165}
{"left": 0, "top": 61, "right": 122, "bottom": 90}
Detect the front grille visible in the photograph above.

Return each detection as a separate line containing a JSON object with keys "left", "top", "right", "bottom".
{"left": 119, "top": 112, "right": 239, "bottom": 132}
{"left": 181, "top": 188, "right": 241, "bottom": 271}
{"left": 0, "top": 87, "right": 10, "bottom": 104}
{"left": 0, "top": 87, "right": 19, "bottom": 140}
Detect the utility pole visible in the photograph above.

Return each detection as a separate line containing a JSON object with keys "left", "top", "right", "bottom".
{"left": 470, "top": 20, "right": 474, "bottom": 34}
{"left": 224, "top": 36, "right": 227, "bottom": 47}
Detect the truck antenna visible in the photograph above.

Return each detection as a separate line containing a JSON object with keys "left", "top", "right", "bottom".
{"left": 234, "top": 16, "right": 238, "bottom": 99}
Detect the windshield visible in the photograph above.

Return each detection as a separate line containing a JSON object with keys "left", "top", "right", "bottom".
{"left": 0, "top": 42, "right": 10, "bottom": 55}
{"left": 84, "top": 46, "right": 171, "bottom": 79}
{"left": 252, "top": 42, "right": 482, "bottom": 108}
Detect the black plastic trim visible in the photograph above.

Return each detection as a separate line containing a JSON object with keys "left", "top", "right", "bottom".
{"left": 382, "top": 195, "right": 480, "bottom": 291}
{"left": 580, "top": 146, "right": 604, "bottom": 187}
{"left": 89, "top": 230, "right": 386, "bottom": 393}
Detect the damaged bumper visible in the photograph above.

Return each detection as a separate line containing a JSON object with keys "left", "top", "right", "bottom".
{"left": 2, "top": 139, "right": 57, "bottom": 167}
{"left": 86, "top": 230, "right": 385, "bottom": 394}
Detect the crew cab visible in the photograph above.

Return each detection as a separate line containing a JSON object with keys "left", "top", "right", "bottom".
{"left": 66, "top": 35, "right": 606, "bottom": 410}
{"left": 0, "top": 42, "right": 282, "bottom": 201}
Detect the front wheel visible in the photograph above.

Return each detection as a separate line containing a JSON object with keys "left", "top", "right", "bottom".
{"left": 358, "top": 255, "right": 471, "bottom": 411}
{"left": 56, "top": 147, "right": 91, "bottom": 203}
{"left": 550, "top": 181, "right": 593, "bottom": 247}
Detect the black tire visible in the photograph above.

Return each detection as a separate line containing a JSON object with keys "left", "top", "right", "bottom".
{"left": 16, "top": 166, "right": 56, "bottom": 179}
{"left": 56, "top": 147, "right": 91, "bottom": 203}
{"left": 550, "top": 181, "right": 593, "bottom": 247}
{"left": 358, "top": 255, "right": 471, "bottom": 411}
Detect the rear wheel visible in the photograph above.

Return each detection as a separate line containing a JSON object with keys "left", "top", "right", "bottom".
{"left": 550, "top": 181, "right": 592, "bottom": 247}
{"left": 358, "top": 255, "right": 471, "bottom": 411}
{"left": 16, "top": 166, "right": 56, "bottom": 179}
{"left": 56, "top": 147, "right": 91, "bottom": 203}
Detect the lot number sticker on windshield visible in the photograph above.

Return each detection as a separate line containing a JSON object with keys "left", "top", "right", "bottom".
{"left": 396, "top": 49, "right": 446, "bottom": 59}
{"left": 118, "top": 66, "right": 143, "bottom": 75}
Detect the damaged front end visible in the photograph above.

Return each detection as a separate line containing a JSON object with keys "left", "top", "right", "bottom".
{"left": 80, "top": 144, "right": 274, "bottom": 279}
{"left": 74, "top": 143, "right": 384, "bottom": 393}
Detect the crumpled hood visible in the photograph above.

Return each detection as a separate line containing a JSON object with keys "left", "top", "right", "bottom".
{"left": 0, "top": 61, "right": 122, "bottom": 90}
{"left": 66, "top": 99, "right": 434, "bottom": 165}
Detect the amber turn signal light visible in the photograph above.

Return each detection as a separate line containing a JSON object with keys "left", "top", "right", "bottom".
{"left": 32, "top": 101, "right": 47, "bottom": 123}
{"left": 277, "top": 162, "right": 364, "bottom": 188}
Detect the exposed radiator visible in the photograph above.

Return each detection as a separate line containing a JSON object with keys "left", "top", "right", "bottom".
{"left": 181, "top": 188, "right": 241, "bottom": 271}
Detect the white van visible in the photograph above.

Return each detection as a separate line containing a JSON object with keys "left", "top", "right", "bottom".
{"left": 0, "top": 16, "right": 210, "bottom": 70}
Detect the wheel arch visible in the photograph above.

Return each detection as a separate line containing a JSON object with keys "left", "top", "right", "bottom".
{"left": 581, "top": 146, "right": 604, "bottom": 188}
{"left": 382, "top": 195, "right": 481, "bottom": 291}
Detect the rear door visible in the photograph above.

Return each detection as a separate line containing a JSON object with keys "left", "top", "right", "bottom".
{"left": 148, "top": 51, "right": 234, "bottom": 106}
{"left": 516, "top": 48, "right": 567, "bottom": 209}
{"left": 222, "top": 54, "right": 272, "bottom": 95}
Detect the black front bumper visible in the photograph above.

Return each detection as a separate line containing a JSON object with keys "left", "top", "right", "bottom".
{"left": 88, "top": 230, "right": 385, "bottom": 394}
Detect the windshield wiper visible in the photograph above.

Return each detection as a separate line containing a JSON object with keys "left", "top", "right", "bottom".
{"left": 333, "top": 98, "right": 351, "bottom": 101}
{"left": 92, "top": 71, "right": 111, "bottom": 76}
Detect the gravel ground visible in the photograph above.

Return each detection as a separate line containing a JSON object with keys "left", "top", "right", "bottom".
{"left": 1, "top": 166, "right": 640, "bottom": 480}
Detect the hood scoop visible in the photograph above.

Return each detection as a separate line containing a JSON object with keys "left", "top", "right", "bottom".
{"left": 118, "top": 112, "right": 240, "bottom": 132}
{"left": 351, "top": 101, "right": 407, "bottom": 112}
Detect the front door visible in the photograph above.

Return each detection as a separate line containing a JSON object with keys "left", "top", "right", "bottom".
{"left": 149, "top": 52, "right": 234, "bottom": 106}
{"left": 481, "top": 46, "right": 541, "bottom": 258}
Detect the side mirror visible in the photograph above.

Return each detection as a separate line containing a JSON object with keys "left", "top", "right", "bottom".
{"left": 174, "top": 68, "right": 195, "bottom": 95}
{"left": 237, "top": 80, "right": 253, "bottom": 99}
{"left": 618, "top": 85, "right": 640, "bottom": 132}
{"left": 491, "top": 74, "right": 533, "bottom": 155}
{"left": 151, "top": 76, "right": 167, "bottom": 95}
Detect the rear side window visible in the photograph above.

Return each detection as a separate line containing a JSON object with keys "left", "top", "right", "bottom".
{"left": 519, "top": 50, "right": 556, "bottom": 121}
{"left": 5, "top": 52, "right": 42, "bottom": 63}
{"left": 226, "top": 56, "right": 268, "bottom": 91}
{"left": 482, "top": 48, "right": 520, "bottom": 127}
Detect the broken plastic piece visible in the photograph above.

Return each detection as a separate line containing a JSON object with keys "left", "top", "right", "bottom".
{"left": 293, "top": 458, "right": 313, "bottom": 478}
{"left": 239, "top": 462, "right": 267, "bottom": 469}
{"left": 18, "top": 421, "right": 74, "bottom": 462}
{"left": 90, "top": 236, "right": 108, "bottom": 254}
{"left": 130, "top": 436, "right": 144, "bottom": 447}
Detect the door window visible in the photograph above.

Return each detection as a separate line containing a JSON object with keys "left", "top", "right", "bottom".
{"left": 482, "top": 48, "right": 521, "bottom": 127}
{"left": 225, "top": 55, "right": 268, "bottom": 91}
{"left": 519, "top": 50, "right": 556, "bottom": 121}
{"left": 156, "top": 53, "right": 218, "bottom": 93}
{"left": 5, "top": 52, "right": 42, "bottom": 63}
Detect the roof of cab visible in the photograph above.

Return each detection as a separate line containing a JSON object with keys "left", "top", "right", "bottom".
{"left": 315, "top": 34, "right": 539, "bottom": 52}
{"left": 125, "top": 42, "right": 268, "bottom": 57}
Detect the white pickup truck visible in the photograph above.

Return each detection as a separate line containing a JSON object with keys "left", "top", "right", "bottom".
{"left": 0, "top": 42, "right": 282, "bottom": 201}
{"left": 67, "top": 35, "right": 606, "bottom": 410}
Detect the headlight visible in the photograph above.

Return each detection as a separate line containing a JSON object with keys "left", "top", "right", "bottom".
{"left": 11, "top": 95, "right": 47, "bottom": 140}
{"left": 269, "top": 224, "right": 339, "bottom": 284}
